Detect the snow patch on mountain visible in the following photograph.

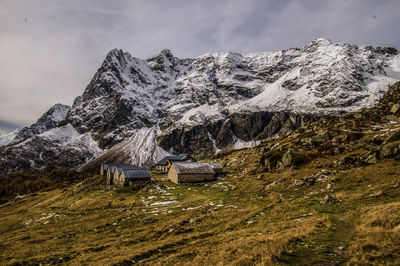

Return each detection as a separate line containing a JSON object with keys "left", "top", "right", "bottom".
{"left": 175, "top": 103, "right": 225, "bottom": 127}
{"left": 232, "top": 135, "right": 262, "bottom": 150}
{"left": 13, "top": 103, "right": 71, "bottom": 143}
{"left": 385, "top": 54, "right": 400, "bottom": 79}
{"left": 39, "top": 124, "right": 101, "bottom": 158}
{"left": 0, "top": 124, "right": 102, "bottom": 174}
{"left": 231, "top": 68, "right": 302, "bottom": 113}
{"left": 88, "top": 127, "right": 170, "bottom": 168}
{"left": 0, "top": 130, "right": 18, "bottom": 147}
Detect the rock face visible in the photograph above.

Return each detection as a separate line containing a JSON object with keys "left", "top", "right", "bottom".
{"left": 157, "top": 111, "right": 321, "bottom": 158}
{"left": 0, "top": 124, "right": 100, "bottom": 173}
{"left": 1, "top": 38, "right": 400, "bottom": 174}
{"left": 0, "top": 130, "right": 18, "bottom": 147}
{"left": 13, "top": 104, "right": 71, "bottom": 144}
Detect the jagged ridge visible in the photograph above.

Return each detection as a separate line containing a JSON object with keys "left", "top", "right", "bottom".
{"left": 1, "top": 38, "right": 399, "bottom": 174}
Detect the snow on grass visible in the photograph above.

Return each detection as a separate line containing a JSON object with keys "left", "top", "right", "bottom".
{"left": 150, "top": 201, "right": 179, "bottom": 206}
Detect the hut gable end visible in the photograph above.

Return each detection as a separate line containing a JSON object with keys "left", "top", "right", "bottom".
{"left": 153, "top": 154, "right": 196, "bottom": 174}
{"left": 120, "top": 169, "right": 151, "bottom": 186}
{"left": 102, "top": 163, "right": 148, "bottom": 186}
{"left": 168, "top": 162, "right": 216, "bottom": 184}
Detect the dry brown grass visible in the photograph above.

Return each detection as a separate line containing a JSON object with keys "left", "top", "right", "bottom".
{"left": 0, "top": 168, "right": 325, "bottom": 265}
{"left": 347, "top": 202, "right": 400, "bottom": 266}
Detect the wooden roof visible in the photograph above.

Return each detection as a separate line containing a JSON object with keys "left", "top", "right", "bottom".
{"left": 172, "top": 162, "right": 215, "bottom": 175}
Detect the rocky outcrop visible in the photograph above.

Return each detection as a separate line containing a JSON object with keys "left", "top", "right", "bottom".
{"left": 0, "top": 124, "right": 100, "bottom": 174}
{"left": 13, "top": 104, "right": 70, "bottom": 143}
{"left": 157, "top": 111, "right": 323, "bottom": 159}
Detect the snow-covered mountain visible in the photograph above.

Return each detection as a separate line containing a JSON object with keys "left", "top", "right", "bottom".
{"left": 1, "top": 38, "right": 399, "bottom": 174}
{"left": 0, "top": 130, "right": 18, "bottom": 147}
{"left": 11, "top": 103, "right": 71, "bottom": 145}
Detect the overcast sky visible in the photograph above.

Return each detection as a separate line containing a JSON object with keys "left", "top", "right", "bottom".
{"left": 1, "top": 0, "right": 400, "bottom": 133}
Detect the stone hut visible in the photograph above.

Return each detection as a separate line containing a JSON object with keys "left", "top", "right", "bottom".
{"left": 112, "top": 168, "right": 124, "bottom": 186}
{"left": 106, "top": 167, "right": 116, "bottom": 185}
{"left": 168, "top": 162, "right": 215, "bottom": 184}
{"left": 118, "top": 169, "right": 151, "bottom": 186}
{"left": 100, "top": 163, "right": 109, "bottom": 176}
{"left": 153, "top": 154, "right": 195, "bottom": 173}
{"left": 209, "top": 162, "right": 224, "bottom": 175}
{"left": 103, "top": 163, "right": 143, "bottom": 185}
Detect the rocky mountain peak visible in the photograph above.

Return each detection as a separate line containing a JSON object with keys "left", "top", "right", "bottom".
{"left": 159, "top": 48, "right": 174, "bottom": 58}
{"left": 147, "top": 48, "right": 179, "bottom": 70}
{"left": 81, "top": 48, "right": 136, "bottom": 101}
{"left": 310, "top": 37, "right": 332, "bottom": 46}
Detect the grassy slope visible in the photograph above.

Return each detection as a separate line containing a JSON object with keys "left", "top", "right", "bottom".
{"left": 1, "top": 84, "right": 400, "bottom": 265}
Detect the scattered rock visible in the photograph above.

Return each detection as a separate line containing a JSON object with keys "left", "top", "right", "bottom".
{"left": 337, "top": 155, "right": 362, "bottom": 169}
{"left": 280, "top": 147, "right": 297, "bottom": 169}
{"left": 330, "top": 176, "right": 340, "bottom": 182}
{"left": 306, "top": 130, "right": 332, "bottom": 147}
{"left": 293, "top": 175, "right": 317, "bottom": 187}
{"left": 391, "top": 182, "right": 400, "bottom": 189}
{"left": 189, "top": 218, "right": 201, "bottom": 224}
{"left": 364, "top": 151, "right": 379, "bottom": 164}
{"left": 141, "top": 217, "right": 157, "bottom": 224}
{"left": 320, "top": 194, "right": 339, "bottom": 205}
{"left": 265, "top": 178, "right": 285, "bottom": 191}
{"left": 369, "top": 190, "right": 385, "bottom": 197}
{"left": 380, "top": 145, "right": 394, "bottom": 157}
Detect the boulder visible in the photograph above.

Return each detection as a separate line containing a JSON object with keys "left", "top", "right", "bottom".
{"left": 391, "top": 103, "right": 400, "bottom": 113}
{"left": 280, "top": 147, "right": 297, "bottom": 169}
{"left": 320, "top": 194, "right": 338, "bottom": 205}
{"left": 364, "top": 151, "right": 379, "bottom": 164}
{"left": 265, "top": 178, "right": 285, "bottom": 191}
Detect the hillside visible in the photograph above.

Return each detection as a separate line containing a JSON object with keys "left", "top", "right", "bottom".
{"left": 1, "top": 38, "right": 400, "bottom": 174}
{"left": 1, "top": 82, "right": 400, "bottom": 265}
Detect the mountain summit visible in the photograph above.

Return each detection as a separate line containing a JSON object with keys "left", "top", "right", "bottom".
{"left": 1, "top": 39, "right": 399, "bottom": 174}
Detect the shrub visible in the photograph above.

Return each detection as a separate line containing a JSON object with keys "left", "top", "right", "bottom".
{"left": 0, "top": 169, "right": 89, "bottom": 200}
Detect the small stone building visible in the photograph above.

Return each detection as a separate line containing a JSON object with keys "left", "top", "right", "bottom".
{"left": 168, "top": 162, "right": 216, "bottom": 184}
{"left": 102, "top": 163, "right": 144, "bottom": 185}
{"left": 118, "top": 169, "right": 151, "bottom": 186}
{"left": 112, "top": 168, "right": 124, "bottom": 186}
{"left": 153, "top": 154, "right": 195, "bottom": 173}
{"left": 106, "top": 167, "right": 117, "bottom": 185}
{"left": 209, "top": 162, "right": 223, "bottom": 175}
